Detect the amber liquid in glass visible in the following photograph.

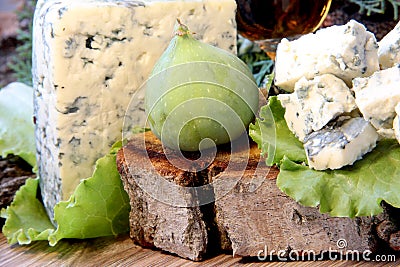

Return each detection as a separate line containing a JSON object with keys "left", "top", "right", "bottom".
{"left": 236, "top": 0, "right": 332, "bottom": 51}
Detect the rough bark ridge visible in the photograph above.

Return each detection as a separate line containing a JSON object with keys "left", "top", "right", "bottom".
{"left": 117, "top": 132, "right": 400, "bottom": 261}
{"left": 117, "top": 132, "right": 228, "bottom": 261}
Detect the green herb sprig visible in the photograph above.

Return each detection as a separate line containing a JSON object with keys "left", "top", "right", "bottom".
{"left": 237, "top": 37, "right": 274, "bottom": 87}
{"left": 349, "top": 0, "right": 400, "bottom": 20}
{"left": 7, "top": 0, "right": 36, "bottom": 86}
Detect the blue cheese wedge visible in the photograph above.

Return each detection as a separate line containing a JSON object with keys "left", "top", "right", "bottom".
{"left": 32, "top": 0, "right": 237, "bottom": 218}
{"left": 304, "top": 117, "right": 378, "bottom": 170}
{"left": 353, "top": 65, "right": 400, "bottom": 139}
{"left": 274, "top": 20, "right": 379, "bottom": 92}
{"left": 378, "top": 21, "right": 400, "bottom": 69}
{"left": 278, "top": 74, "right": 357, "bottom": 142}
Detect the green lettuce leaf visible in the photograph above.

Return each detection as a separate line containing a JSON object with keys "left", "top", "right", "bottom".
{"left": 0, "top": 178, "right": 55, "bottom": 244}
{"left": 49, "top": 141, "right": 130, "bottom": 245}
{"left": 249, "top": 96, "right": 306, "bottom": 166}
{"left": 277, "top": 140, "right": 400, "bottom": 217}
{"left": 251, "top": 97, "right": 400, "bottom": 217}
{"left": 1, "top": 141, "right": 130, "bottom": 245}
{"left": 0, "top": 82, "right": 36, "bottom": 167}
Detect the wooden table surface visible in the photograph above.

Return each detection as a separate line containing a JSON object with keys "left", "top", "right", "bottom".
{"left": 1, "top": 233, "right": 398, "bottom": 266}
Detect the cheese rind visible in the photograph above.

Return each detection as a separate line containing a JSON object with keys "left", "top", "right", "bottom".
{"left": 32, "top": 0, "right": 237, "bottom": 218}
{"left": 274, "top": 20, "right": 379, "bottom": 92}
{"left": 378, "top": 21, "right": 400, "bottom": 69}
{"left": 353, "top": 65, "right": 400, "bottom": 139}
{"left": 278, "top": 74, "right": 356, "bottom": 142}
{"left": 304, "top": 117, "right": 378, "bottom": 170}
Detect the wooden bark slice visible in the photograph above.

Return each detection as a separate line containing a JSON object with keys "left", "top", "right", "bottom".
{"left": 117, "top": 131, "right": 399, "bottom": 261}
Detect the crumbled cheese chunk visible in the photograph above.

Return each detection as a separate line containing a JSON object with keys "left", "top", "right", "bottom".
{"left": 304, "top": 117, "right": 378, "bottom": 170}
{"left": 378, "top": 21, "right": 400, "bottom": 69}
{"left": 393, "top": 103, "right": 400, "bottom": 144}
{"left": 353, "top": 65, "right": 400, "bottom": 139}
{"left": 274, "top": 20, "right": 379, "bottom": 92}
{"left": 278, "top": 74, "right": 356, "bottom": 142}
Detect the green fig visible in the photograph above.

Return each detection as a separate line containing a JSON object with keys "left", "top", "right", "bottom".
{"left": 145, "top": 20, "right": 259, "bottom": 151}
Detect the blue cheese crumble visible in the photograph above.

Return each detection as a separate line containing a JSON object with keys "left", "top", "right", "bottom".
{"left": 304, "top": 117, "right": 378, "bottom": 170}
{"left": 278, "top": 74, "right": 356, "bottom": 142}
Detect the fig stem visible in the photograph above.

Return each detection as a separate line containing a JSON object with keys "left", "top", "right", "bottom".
{"left": 175, "top": 18, "right": 195, "bottom": 37}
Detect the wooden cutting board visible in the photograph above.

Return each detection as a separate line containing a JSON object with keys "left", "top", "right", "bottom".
{"left": 0, "top": 233, "right": 398, "bottom": 266}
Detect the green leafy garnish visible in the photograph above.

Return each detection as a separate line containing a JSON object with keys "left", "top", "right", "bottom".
{"left": 0, "top": 82, "right": 36, "bottom": 167}
{"left": 249, "top": 96, "right": 306, "bottom": 166}
{"left": 250, "top": 97, "right": 400, "bottom": 217}
{"left": 278, "top": 140, "right": 400, "bottom": 217}
{"left": 49, "top": 141, "right": 130, "bottom": 245}
{"left": 6, "top": 0, "right": 36, "bottom": 87}
{"left": 350, "top": 0, "right": 400, "bottom": 20}
{"left": 237, "top": 37, "right": 274, "bottom": 87}
{"left": 1, "top": 141, "right": 130, "bottom": 245}
{"left": 0, "top": 178, "right": 54, "bottom": 244}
